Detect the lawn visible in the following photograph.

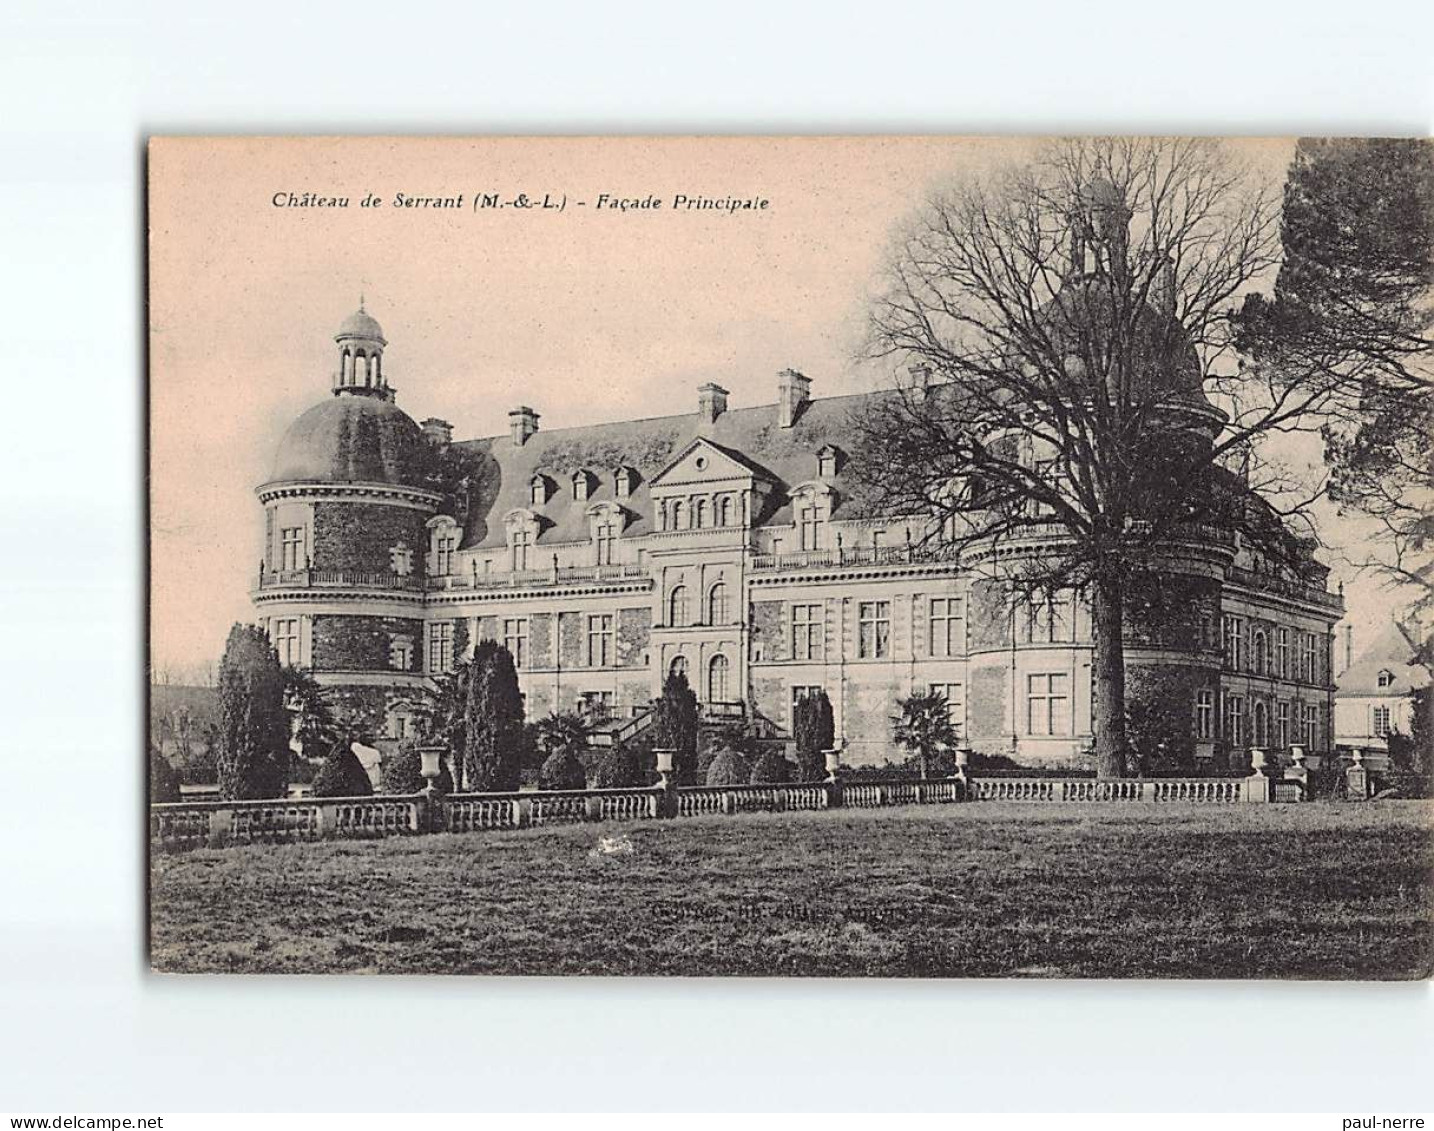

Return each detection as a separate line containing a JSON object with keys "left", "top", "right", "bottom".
{"left": 149, "top": 801, "right": 1434, "bottom": 978}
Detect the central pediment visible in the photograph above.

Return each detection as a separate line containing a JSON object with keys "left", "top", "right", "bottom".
{"left": 649, "top": 437, "right": 767, "bottom": 489}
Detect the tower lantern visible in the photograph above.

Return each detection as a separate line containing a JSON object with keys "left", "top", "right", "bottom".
{"left": 333, "top": 301, "right": 391, "bottom": 400}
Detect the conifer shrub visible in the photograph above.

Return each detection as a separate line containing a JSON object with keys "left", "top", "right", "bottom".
{"left": 150, "top": 746, "right": 182, "bottom": 803}
{"left": 749, "top": 748, "right": 796, "bottom": 785}
{"left": 538, "top": 749, "right": 587, "bottom": 791}
{"left": 311, "top": 741, "right": 374, "bottom": 798}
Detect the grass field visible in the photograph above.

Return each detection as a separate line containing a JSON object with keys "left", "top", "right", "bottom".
{"left": 149, "top": 801, "right": 1434, "bottom": 978}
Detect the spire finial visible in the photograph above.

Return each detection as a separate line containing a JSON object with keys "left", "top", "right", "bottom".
{"left": 359, "top": 292, "right": 365, "bottom": 311}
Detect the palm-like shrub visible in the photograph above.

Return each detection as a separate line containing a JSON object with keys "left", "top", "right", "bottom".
{"left": 593, "top": 742, "right": 643, "bottom": 789}
{"left": 705, "top": 746, "right": 752, "bottom": 787}
{"left": 749, "top": 748, "right": 795, "bottom": 784}
{"left": 311, "top": 740, "right": 374, "bottom": 798}
{"left": 893, "top": 693, "right": 958, "bottom": 779}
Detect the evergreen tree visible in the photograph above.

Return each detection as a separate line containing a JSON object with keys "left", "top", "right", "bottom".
{"left": 654, "top": 671, "right": 700, "bottom": 785}
{"left": 462, "top": 640, "right": 525, "bottom": 792}
{"left": 1236, "top": 139, "right": 1434, "bottom": 611}
{"left": 793, "top": 690, "right": 835, "bottom": 780}
{"left": 216, "top": 623, "right": 289, "bottom": 799}
{"left": 705, "top": 746, "right": 752, "bottom": 786}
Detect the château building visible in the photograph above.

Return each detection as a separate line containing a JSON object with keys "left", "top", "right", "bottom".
{"left": 253, "top": 300, "right": 1344, "bottom": 769}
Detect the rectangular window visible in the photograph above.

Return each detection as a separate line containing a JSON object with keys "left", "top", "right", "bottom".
{"left": 930, "top": 682, "right": 965, "bottom": 738}
{"left": 858, "top": 601, "right": 891, "bottom": 659}
{"left": 389, "top": 635, "right": 413, "bottom": 671}
{"left": 1196, "top": 688, "right": 1214, "bottom": 740}
{"left": 280, "top": 527, "right": 305, "bottom": 571}
{"left": 503, "top": 618, "right": 529, "bottom": 669}
{"left": 929, "top": 596, "right": 964, "bottom": 657}
{"left": 1026, "top": 673, "right": 1070, "bottom": 736}
{"left": 1302, "top": 633, "right": 1319, "bottom": 684}
{"left": 1304, "top": 703, "right": 1319, "bottom": 747}
{"left": 798, "top": 505, "right": 821, "bottom": 551}
{"left": 428, "top": 622, "right": 454, "bottom": 675}
{"left": 1223, "top": 615, "right": 1243, "bottom": 670}
{"left": 1372, "top": 705, "right": 1392, "bottom": 737}
{"left": 587, "top": 614, "right": 614, "bottom": 668}
{"left": 791, "top": 603, "right": 823, "bottom": 661}
{"left": 511, "top": 530, "right": 531, "bottom": 572}
{"left": 1225, "top": 694, "right": 1244, "bottom": 746}
{"left": 1276, "top": 628, "right": 1289, "bottom": 679}
{"left": 274, "top": 618, "right": 301, "bottom": 666}
{"left": 1022, "top": 590, "right": 1071, "bottom": 644}
{"left": 595, "top": 523, "right": 616, "bottom": 566}
{"left": 1277, "top": 701, "right": 1290, "bottom": 749}
{"left": 434, "top": 535, "right": 456, "bottom": 576}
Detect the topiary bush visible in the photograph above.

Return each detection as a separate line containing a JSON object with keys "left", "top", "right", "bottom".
{"left": 538, "top": 749, "right": 587, "bottom": 791}
{"left": 593, "top": 742, "right": 643, "bottom": 789}
{"left": 749, "top": 748, "right": 796, "bottom": 785}
{"left": 311, "top": 741, "right": 374, "bottom": 798}
{"left": 150, "top": 746, "right": 182, "bottom": 803}
{"left": 705, "top": 747, "right": 752, "bottom": 787}
{"left": 382, "top": 742, "right": 425, "bottom": 793}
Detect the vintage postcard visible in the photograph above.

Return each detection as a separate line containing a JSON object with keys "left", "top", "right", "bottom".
{"left": 147, "top": 136, "right": 1432, "bottom": 977}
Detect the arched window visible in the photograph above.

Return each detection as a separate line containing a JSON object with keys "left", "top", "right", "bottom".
{"left": 717, "top": 495, "right": 734, "bottom": 527}
{"left": 1253, "top": 631, "right": 1268, "bottom": 675}
{"left": 694, "top": 498, "right": 709, "bottom": 529}
{"left": 708, "top": 582, "right": 728, "bottom": 624}
{"left": 1253, "top": 701, "right": 1269, "bottom": 747}
{"left": 671, "top": 500, "right": 687, "bottom": 529}
{"left": 530, "top": 476, "right": 547, "bottom": 506}
{"left": 708, "top": 654, "right": 730, "bottom": 703}
{"left": 669, "top": 655, "right": 689, "bottom": 681}
{"left": 572, "top": 470, "right": 592, "bottom": 502}
{"left": 668, "top": 585, "right": 689, "bottom": 627}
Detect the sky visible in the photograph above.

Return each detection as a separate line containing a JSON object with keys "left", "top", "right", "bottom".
{"left": 148, "top": 136, "right": 1417, "bottom": 680}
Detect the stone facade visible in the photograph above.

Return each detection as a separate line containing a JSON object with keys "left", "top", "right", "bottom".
{"left": 253, "top": 308, "right": 1345, "bottom": 766}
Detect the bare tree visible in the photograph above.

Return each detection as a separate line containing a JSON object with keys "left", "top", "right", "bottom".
{"left": 854, "top": 138, "right": 1338, "bottom": 778}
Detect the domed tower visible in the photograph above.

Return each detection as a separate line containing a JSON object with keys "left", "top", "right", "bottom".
{"left": 962, "top": 181, "right": 1236, "bottom": 768}
{"left": 253, "top": 306, "right": 442, "bottom": 745}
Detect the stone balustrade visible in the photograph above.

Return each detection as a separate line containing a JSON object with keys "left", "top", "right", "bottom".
{"left": 150, "top": 752, "right": 1307, "bottom": 852}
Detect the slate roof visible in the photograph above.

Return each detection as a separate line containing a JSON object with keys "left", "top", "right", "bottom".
{"left": 269, "top": 394, "right": 435, "bottom": 489}
{"left": 1336, "top": 620, "right": 1431, "bottom": 697}
{"left": 450, "top": 390, "right": 892, "bottom": 551}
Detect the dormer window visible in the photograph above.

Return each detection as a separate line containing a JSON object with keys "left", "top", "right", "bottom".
{"left": 615, "top": 467, "right": 637, "bottom": 499}
{"left": 817, "top": 444, "right": 842, "bottom": 478}
{"left": 427, "top": 516, "right": 461, "bottom": 577}
{"left": 572, "top": 469, "right": 594, "bottom": 502}
{"left": 530, "top": 474, "right": 551, "bottom": 506}
{"left": 1377, "top": 669, "right": 1395, "bottom": 689}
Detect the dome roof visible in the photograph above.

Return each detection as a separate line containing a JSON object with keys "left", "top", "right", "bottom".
{"left": 1037, "top": 278, "right": 1207, "bottom": 404}
{"left": 336, "top": 307, "right": 385, "bottom": 342}
{"left": 269, "top": 394, "right": 432, "bottom": 488}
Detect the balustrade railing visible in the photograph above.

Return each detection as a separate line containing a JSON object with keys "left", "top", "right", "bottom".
{"left": 150, "top": 760, "right": 1299, "bottom": 852}
{"left": 428, "top": 562, "right": 648, "bottom": 591}
{"left": 751, "top": 544, "right": 952, "bottom": 572}
{"left": 256, "top": 568, "right": 423, "bottom": 592}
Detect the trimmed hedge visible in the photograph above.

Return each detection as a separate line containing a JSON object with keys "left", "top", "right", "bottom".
{"left": 593, "top": 743, "right": 643, "bottom": 789}
{"left": 312, "top": 742, "right": 374, "bottom": 798}
{"left": 749, "top": 749, "right": 796, "bottom": 785}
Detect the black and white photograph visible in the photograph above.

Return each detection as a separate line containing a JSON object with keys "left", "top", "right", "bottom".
{"left": 146, "top": 135, "right": 1432, "bottom": 979}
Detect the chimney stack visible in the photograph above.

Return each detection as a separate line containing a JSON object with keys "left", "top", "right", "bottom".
{"left": 697, "top": 382, "right": 729, "bottom": 425}
{"left": 421, "top": 417, "right": 453, "bottom": 449}
{"left": 777, "top": 369, "right": 811, "bottom": 429}
{"left": 509, "top": 406, "right": 540, "bottom": 447}
{"left": 907, "top": 362, "right": 933, "bottom": 396}
{"left": 1342, "top": 624, "right": 1353, "bottom": 675}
